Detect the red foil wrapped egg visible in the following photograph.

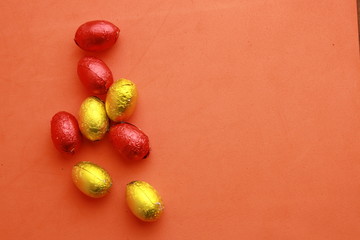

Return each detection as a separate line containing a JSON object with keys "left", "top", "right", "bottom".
{"left": 109, "top": 123, "right": 150, "bottom": 161}
{"left": 77, "top": 56, "right": 113, "bottom": 95}
{"left": 74, "top": 20, "right": 120, "bottom": 52}
{"left": 51, "top": 111, "right": 82, "bottom": 154}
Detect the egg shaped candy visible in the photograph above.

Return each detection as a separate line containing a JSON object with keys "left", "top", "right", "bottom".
{"left": 50, "top": 111, "right": 82, "bottom": 154}
{"left": 72, "top": 161, "right": 112, "bottom": 198}
{"left": 126, "top": 181, "right": 164, "bottom": 222}
{"left": 74, "top": 20, "right": 120, "bottom": 52}
{"left": 77, "top": 56, "right": 113, "bottom": 95}
{"left": 105, "top": 79, "right": 138, "bottom": 122}
{"left": 109, "top": 122, "right": 150, "bottom": 161}
{"left": 79, "top": 96, "right": 109, "bottom": 141}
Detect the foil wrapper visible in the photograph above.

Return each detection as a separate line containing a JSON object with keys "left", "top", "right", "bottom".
{"left": 126, "top": 181, "right": 164, "bottom": 222}
{"left": 109, "top": 122, "right": 150, "bottom": 161}
{"left": 79, "top": 96, "right": 109, "bottom": 141}
{"left": 74, "top": 20, "right": 120, "bottom": 52}
{"left": 77, "top": 56, "right": 113, "bottom": 95}
{"left": 105, "top": 79, "right": 137, "bottom": 122}
{"left": 72, "top": 161, "right": 112, "bottom": 198}
{"left": 51, "top": 111, "right": 82, "bottom": 154}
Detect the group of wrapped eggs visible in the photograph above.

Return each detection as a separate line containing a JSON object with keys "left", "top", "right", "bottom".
{"left": 50, "top": 20, "right": 164, "bottom": 222}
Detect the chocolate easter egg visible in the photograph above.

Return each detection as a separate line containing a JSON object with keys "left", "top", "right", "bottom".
{"left": 79, "top": 96, "right": 109, "bottom": 141}
{"left": 109, "top": 122, "right": 150, "bottom": 161}
{"left": 105, "top": 79, "right": 137, "bottom": 122}
{"left": 126, "top": 181, "right": 164, "bottom": 222}
{"left": 51, "top": 111, "right": 82, "bottom": 154}
{"left": 72, "top": 161, "right": 112, "bottom": 198}
{"left": 74, "top": 20, "right": 120, "bottom": 52}
{"left": 77, "top": 56, "right": 113, "bottom": 95}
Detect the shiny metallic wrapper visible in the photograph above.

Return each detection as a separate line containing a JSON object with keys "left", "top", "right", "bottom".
{"left": 79, "top": 96, "right": 109, "bottom": 141}
{"left": 126, "top": 181, "right": 164, "bottom": 222}
{"left": 51, "top": 111, "right": 82, "bottom": 154}
{"left": 109, "top": 122, "right": 150, "bottom": 161}
{"left": 105, "top": 79, "right": 137, "bottom": 122}
{"left": 72, "top": 161, "right": 112, "bottom": 198}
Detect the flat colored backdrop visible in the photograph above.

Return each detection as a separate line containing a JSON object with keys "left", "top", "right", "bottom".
{"left": 1, "top": 0, "right": 360, "bottom": 239}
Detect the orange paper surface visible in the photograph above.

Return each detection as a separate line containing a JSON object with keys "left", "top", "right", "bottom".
{"left": 1, "top": 0, "right": 360, "bottom": 239}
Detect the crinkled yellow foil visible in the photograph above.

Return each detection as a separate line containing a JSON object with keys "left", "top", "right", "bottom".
{"left": 126, "top": 181, "right": 164, "bottom": 221}
{"left": 79, "top": 96, "right": 109, "bottom": 141}
{"left": 72, "top": 161, "right": 112, "bottom": 198}
{"left": 105, "top": 79, "right": 137, "bottom": 122}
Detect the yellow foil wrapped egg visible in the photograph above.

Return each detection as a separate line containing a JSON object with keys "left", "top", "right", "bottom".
{"left": 105, "top": 79, "right": 137, "bottom": 122}
{"left": 126, "top": 181, "right": 164, "bottom": 222}
{"left": 72, "top": 161, "right": 112, "bottom": 198}
{"left": 79, "top": 96, "right": 109, "bottom": 141}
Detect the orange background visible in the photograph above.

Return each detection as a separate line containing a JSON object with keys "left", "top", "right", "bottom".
{"left": 1, "top": 0, "right": 360, "bottom": 239}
